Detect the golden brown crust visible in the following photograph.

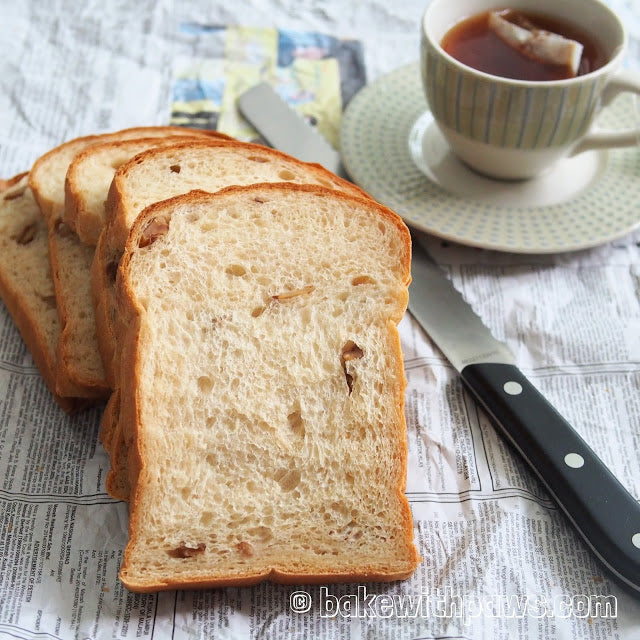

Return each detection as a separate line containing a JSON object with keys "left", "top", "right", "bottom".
{"left": 104, "top": 138, "right": 372, "bottom": 252}
{"left": 0, "top": 175, "right": 93, "bottom": 413}
{"left": 99, "top": 389, "right": 119, "bottom": 450}
{"left": 0, "top": 172, "right": 29, "bottom": 192}
{"left": 125, "top": 183, "right": 410, "bottom": 285}
{"left": 121, "top": 563, "right": 419, "bottom": 593}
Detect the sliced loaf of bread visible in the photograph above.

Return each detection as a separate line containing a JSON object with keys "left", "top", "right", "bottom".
{"left": 28, "top": 127, "right": 228, "bottom": 398}
{"left": 0, "top": 175, "right": 86, "bottom": 412}
{"left": 93, "top": 139, "right": 370, "bottom": 391}
{"left": 116, "top": 184, "right": 418, "bottom": 591}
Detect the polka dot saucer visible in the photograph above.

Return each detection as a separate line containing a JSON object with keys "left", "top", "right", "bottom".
{"left": 340, "top": 63, "right": 640, "bottom": 254}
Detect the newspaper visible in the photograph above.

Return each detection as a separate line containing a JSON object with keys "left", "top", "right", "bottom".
{"left": 1, "top": 1, "right": 640, "bottom": 638}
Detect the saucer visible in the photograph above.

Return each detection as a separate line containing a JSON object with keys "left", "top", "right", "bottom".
{"left": 340, "top": 63, "right": 640, "bottom": 253}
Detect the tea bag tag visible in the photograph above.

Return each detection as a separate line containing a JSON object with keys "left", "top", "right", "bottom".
{"left": 488, "top": 11, "right": 584, "bottom": 76}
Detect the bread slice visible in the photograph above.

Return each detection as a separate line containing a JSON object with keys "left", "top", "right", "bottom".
{"left": 29, "top": 126, "right": 225, "bottom": 222}
{"left": 93, "top": 140, "right": 371, "bottom": 392}
{"left": 0, "top": 174, "right": 87, "bottom": 412}
{"left": 116, "top": 184, "right": 418, "bottom": 591}
{"left": 64, "top": 135, "right": 232, "bottom": 245}
{"left": 100, "top": 389, "right": 133, "bottom": 500}
{"left": 28, "top": 127, "right": 229, "bottom": 398}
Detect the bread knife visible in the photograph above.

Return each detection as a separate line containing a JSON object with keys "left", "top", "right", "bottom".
{"left": 237, "top": 82, "right": 640, "bottom": 595}
{"left": 410, "top": 238, "right": 640, "bottom": 595}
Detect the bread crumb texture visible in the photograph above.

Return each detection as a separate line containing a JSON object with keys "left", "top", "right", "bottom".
{"left": 118, "top": 184, "right": 418, "bottom": 590}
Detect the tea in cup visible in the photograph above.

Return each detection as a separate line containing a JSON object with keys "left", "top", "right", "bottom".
{"left": 421, "top": 0, "right": 640, "bottom": 180}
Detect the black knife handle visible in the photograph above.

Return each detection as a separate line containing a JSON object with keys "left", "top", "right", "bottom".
{"left": 461, "top": 362, "right": 640, "bottom": 594}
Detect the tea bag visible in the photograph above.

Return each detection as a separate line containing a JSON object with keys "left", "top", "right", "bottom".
{"left": 488, "top": 11, "right": 584, "bottom": 76}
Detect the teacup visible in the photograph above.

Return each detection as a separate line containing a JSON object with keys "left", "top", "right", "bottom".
{"left": 421, "top": 0, "right": 640, "bottom": 180}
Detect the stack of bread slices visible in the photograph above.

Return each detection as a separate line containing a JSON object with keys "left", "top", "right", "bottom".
{"left": 0, "top": 126, "right": 420, "bottom": 591}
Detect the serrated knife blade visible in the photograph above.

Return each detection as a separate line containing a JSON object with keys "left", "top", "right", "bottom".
{"left": 238, "top": 82, "right": 640, "bottom": 596}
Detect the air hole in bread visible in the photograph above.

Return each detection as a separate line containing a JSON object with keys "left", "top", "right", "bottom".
{"left": 340, "top": 341, "right": 364, "bottom": 396}
{"left": 200, "top": 511, "right": 214, "bottom": 526}
{"left": 167, "top": 542, "right": 206, "bottom": 558}
{"left": 225, "top": 264, "right": 246, "bottom": 277}
{"left": 197, "top": 376, "right": 214, "bottom": 393}
{"left": 247, "top": 155, "right": 269, "bottom": 163}
{"left": 13, "top": 223, "right": 38, "bottom": 245}
{"left": 274, "top": 468, "right": 301, "bottom": 492}
{"left": 251, "top": 305, "right": 265, "bottom": 318}
{"left": 342, "top": 341, "right": 364, "bottom": 361}
{"left": 352, "top": 275, "right": 375, "bottom": 286}
{"left": 377, "top": 221, "right": 387, "bottom": 235}
{"left": 278, "top": 169, "right": 296, "bottom": 180}
{"left": 331, "top": 501, "right": 350, "bottom": 518}
{"left": 287, "top": 409, "right": 305, "bottom": 439}
{"left": 200, "top": 220, "right": 217, "bottom": 232}
{"left": 169, "top": 164, "right": 181, "bottom": 173}
{"left": 205, "top": 453, "right": 217, "bottom": 467}
{"left": 247, "top": 525, "right": 273, "bottom": 542}
{"left": 344, "top": 371, "right": 354, "bottom": 395}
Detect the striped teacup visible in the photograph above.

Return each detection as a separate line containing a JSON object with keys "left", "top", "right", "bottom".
{"left": 421, "top": 0, "right": 640, "bottom": 180}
